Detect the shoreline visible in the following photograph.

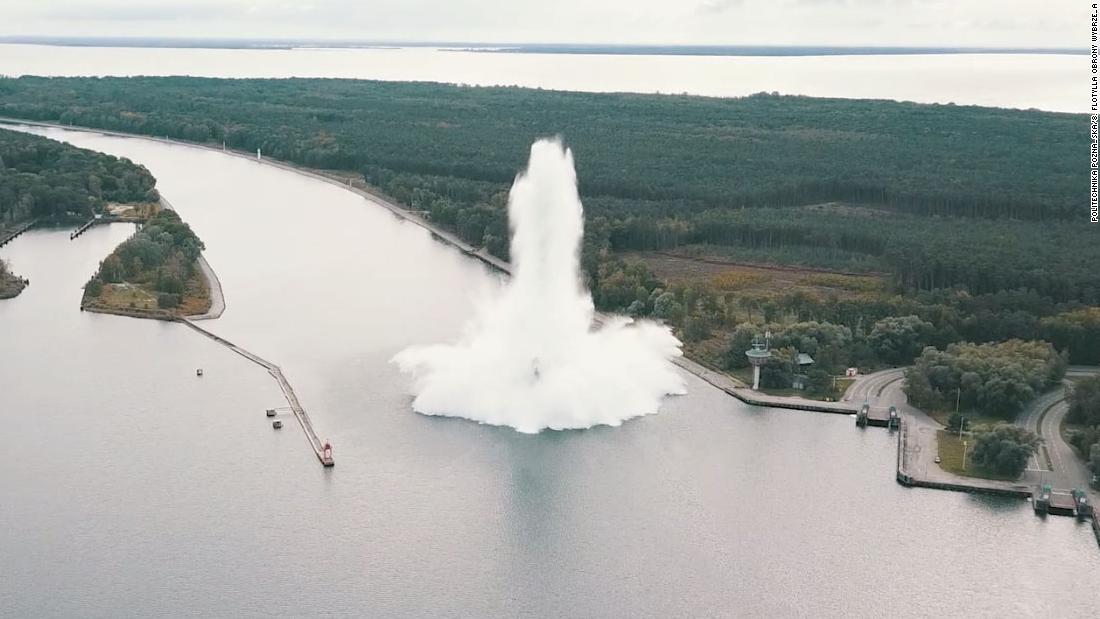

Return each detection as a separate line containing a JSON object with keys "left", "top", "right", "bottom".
{"left": 0, "top": 117, "right": 912, "bottom": 416}
{"left": 7, "top": 117, "right": 1100, "bottom": 547}
{"left": 159, "top": 196, "right": 225, "bottom": 320}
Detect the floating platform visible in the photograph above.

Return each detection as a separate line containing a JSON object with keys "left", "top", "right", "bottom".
{"left": 1035, "top": 485, "right": 1084, "bottom": 517}
{"left": 866, "top": 406, "right": 900, "bottom": 429}
{"left": 1048, "top": 492, "right": 1078, "bottom": 516}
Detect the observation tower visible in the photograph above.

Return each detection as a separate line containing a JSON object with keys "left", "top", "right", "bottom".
{"left": 745, "top": 331, "right": 772, "bottom": 391}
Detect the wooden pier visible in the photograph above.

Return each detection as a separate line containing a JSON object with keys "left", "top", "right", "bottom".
{"left": 70, "top": 217, "right": 99, "bottom": 240}
{"left": 178, "top": 318, "right": 334, "bottom": 467}
{"left": 1, "top": 220, "right": 35, "bottom": 247}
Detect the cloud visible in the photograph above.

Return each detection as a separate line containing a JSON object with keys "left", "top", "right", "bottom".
{"left": 33, "top": 0, "right": 320, "bottom": 23}
{"left": 0, "top": 0, "right": 1081, "bottom": 47}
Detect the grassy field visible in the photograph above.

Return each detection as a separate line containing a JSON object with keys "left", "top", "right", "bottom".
{"left": 925, "top": 408, "right": 1006, "bottom": 430}
{"left": 936, "top": 430, "right": 1020, "bottom": 481}
{"left": 96, "top": 283, "right": 158, "bottom": 311}
{"left": 85, "top": 270, "right": 209, "bottom": 317}
{"left": 625, "top": 249, "right": 887, "bottom": 309}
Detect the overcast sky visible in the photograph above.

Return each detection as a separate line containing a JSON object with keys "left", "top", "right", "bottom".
{"left": 0, "top": 0, "right": 1083, "bottom": 47}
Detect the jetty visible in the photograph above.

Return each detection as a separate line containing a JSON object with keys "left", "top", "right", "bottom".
{"left": 1, "top": 220, "right": 35, "bottom": 247}
{"left": 70, "top": 216, "right": 119, "bottom": 240}
{"left": 179, "top": 318, "right": 334, "bottom": 467}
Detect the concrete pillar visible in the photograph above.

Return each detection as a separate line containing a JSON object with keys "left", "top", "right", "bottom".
{"left": 752, "top": 364, "right": 761, "bottom": 390}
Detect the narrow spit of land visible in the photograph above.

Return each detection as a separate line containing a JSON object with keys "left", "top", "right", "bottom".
{"left": 80, "top": 207, "right": 214, "bottom": 320}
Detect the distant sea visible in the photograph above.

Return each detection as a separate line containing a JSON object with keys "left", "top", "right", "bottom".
{"left": 0, "top": 39, "right": 1085, "bottom": 112}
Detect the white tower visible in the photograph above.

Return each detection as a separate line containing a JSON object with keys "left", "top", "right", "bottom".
{"left": 745, "top": 331, "right": 772, "bottom": 391}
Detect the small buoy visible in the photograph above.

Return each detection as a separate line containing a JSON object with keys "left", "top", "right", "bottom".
{"left": 272, "top": 420, "right": 283, "bottom": 429}
{"left": 196, "top": 368, "right": 204, "bottom": 377}
{"left": 265, "top": 409, "right": 276, "bottom": 417}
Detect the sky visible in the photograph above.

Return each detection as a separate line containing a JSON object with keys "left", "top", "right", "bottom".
{"left": 0, "top": 0, "right": 1084, "bottom": 47}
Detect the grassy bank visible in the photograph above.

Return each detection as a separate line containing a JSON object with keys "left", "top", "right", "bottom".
{"left": 936, "top": 431, "right": 1020, "bottom": 482}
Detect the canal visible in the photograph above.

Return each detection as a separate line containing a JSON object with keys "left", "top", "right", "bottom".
{"left": 1, "top": 126, "right": 1097, "bottom": 616}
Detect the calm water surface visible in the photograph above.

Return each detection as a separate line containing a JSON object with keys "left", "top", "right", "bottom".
{"left": 0, "top": 44, "right": 1084, "bottom": 113}
{"left": 1, "top": 127, "right": 1098, "bottom": 617}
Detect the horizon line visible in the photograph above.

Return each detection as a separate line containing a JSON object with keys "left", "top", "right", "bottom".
{"left": 0, "top": 36, "right": 1086, "bottom": 55}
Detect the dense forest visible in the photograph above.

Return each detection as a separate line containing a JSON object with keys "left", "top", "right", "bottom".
{"left": 0, "top": 76, "right": 1090, "bottom": 305}
{"left": 904, "top": 340, "right": 1066, "bottom": 420}
{"left": 0, "top": 75, "right": 1094, "bottom": 377}
{"left": 0, "top": 126, "right": 158, "bottom": 232}
{"left": 1067, "top": 376, "right": 1100, "bottom": 482}
{"left": 83, "top": 209, "right": 208, "bottom": 314}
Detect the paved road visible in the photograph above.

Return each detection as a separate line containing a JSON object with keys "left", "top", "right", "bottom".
{"left": 1015, "top": 367, "right": 1100, "bottom": 493}
{"left": 843, "top": 367, "right": 906, "bottom": 405}
{"left": 1016, "top": 386, "right": 1066, "bottom": 473}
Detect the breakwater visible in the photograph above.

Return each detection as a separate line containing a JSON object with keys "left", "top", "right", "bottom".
{"left": 179, "top": 318, "right": 333, "bottom": 467}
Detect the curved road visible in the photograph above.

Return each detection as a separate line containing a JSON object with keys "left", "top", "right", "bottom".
{"left": 843, "top": 367, "right": 906, "bottom": 405}
{"left": 1015, "top": 367, "right": 1100, "bottom": 492}
{"left": 849, "top": 365, "right": 1099, "bottom": 495}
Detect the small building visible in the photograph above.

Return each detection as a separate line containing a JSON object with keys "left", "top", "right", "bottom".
{"left": 790, "top": 353, "right": 814, "bottom": 389}
{"left": 845, "top": 367, "right": 858, "bottom": 378}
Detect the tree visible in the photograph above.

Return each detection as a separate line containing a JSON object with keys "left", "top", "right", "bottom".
{"left": 760, "top": 346, "right": 797, "bottom": 389}
{"left": 157, "top": 292, "right": 180, "bottom": 309}
{"left": 681, "top": 316, "right": 711, "bottom": 342}
{"left": 969, "top": 425, "right": 1041, "bottom": 478}
{"left": 868, "top": 315, "right": 935, "bottom": 365}
{"left": 904, "top": 340, "right": 1064, "bottom": 419}
{"left": 806, "top": 368, "right": 832, "bottom": 394}
{"left": 1089, "top": 444, "right": 1100, "bottom": 485}
{"left": 652, "top": 292, "right": 684, "bottom": 323}
{"left": 723, "top": 323, "right": 761, "bottom": 369}
{"left": 946, "top": 412, "right": 969, "bottom": 434}
{"left": 1068, "top": 376, "right": 1100, "bottom": 427}
{"left": 84, "top": 277, "right": 103, "bottom": 297}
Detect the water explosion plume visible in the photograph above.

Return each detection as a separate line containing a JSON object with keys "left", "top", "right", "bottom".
{"left": 393, "top": 139, "right": 685, "bottom": 433}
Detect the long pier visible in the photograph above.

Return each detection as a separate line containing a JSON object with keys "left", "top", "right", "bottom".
{"left": 70, "top": 217, "right": 99, "bottom": 240}
{"left": 70, "top": 216, "right": 123, "bottom": 240}
{"left": 179, "top": 319, "right": 333, "bottom": 467}
{"left": 1, "top": 220, "right": 36, "bottom": 247}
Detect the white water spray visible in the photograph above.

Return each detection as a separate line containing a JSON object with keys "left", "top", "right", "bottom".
{"left": 393, "top": 139, "right": 685, "bottom": 433}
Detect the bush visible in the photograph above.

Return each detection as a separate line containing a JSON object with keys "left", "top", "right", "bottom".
{"left": 806, "top": 368, "right": 832, "bottom": 394}
{"left": 157, "top": 292, "right": 181, "bottom": 309}
{"left": 969, "top": 425, "right": 1041, "bottom": 478}
{"left": 946, "top": 412, "right": 970, "bottom": 434}
{"left": 84, "top": 277, "right": 103, "bottom": 297}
